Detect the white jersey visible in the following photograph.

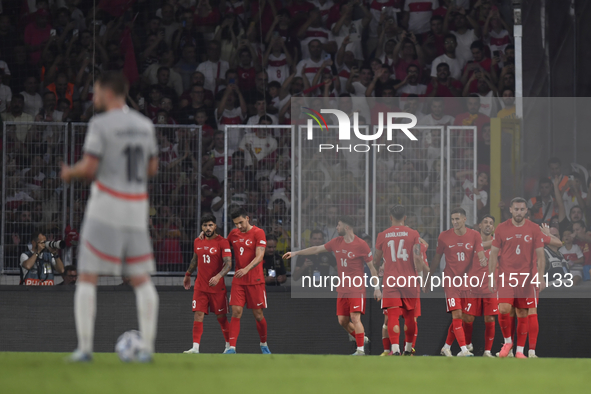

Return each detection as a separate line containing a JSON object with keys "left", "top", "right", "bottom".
{"left": 267, "top": 53, "right": 290, "bottom": 85}
{"left": 82, "top": 106, "right": 157, "bottom": 230}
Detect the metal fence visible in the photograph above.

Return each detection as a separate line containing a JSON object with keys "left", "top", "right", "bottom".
{"left": 1, "top": 122, "right": 202, "bottom": 276}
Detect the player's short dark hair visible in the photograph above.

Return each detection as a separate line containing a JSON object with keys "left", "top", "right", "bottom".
{"left": 510, "top": 197, "right": 527, "bottom": 206}
{"left": 200, "top": 214, "right": 216, "bottom": 225}
{"left": 539, "top": 177, "right": 552, "bottom": 187}
{"left": 478, "top": 214, "right": 495, "bottom": 224}
{"left": 548, "top": 157, "right": 561, "bottom": 166}
{"left": 451, "top": 207, "right": 466, "bottom": 217}
{"left": 310, "top": 229, "right": 324, "bottom": 239}
{"left": 231, "top": 207, "right": 248, "bottom": 220}
{"left": 338, "top": 215, "right": 356, "bottom": 228}
{"left": 266, "top": 234, "right": 278, "bottom": 242}
{"left": 389, "top": 205, "right": 406, "bottom": 220}
{"left": 97, "top": 71, "right": 129, "bottom": 97}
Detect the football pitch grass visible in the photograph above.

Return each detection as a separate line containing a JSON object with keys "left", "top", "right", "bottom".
{"left": 1, "top": 352, "right": 588, "bottom": 394}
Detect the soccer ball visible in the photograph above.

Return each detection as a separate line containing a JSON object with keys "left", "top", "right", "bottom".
{"left": 115, "top": 330, "right": 144, "bottom": 362}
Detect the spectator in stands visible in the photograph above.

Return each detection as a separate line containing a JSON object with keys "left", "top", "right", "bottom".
{"left": 21, "top": 76, "right": 43, "bottom": 116}
{"left": 497, "top": 64, "right": 515, "bottom": 92}
{"left": 444, "top": 6, "right": 481, "bottom": 64}
{"left": 572, "top": 220, "right": 591, "bottom": 280}
{"left": 247, "top": 94, "right": 279, "bottom": 125}
{"left": 24, "top": 8, "right": 53, "bottom": 65}
{"left": 331, "top": 1, "right": 371, "bottom": 62}
{"left": 263, "top": 234, "right": 288, "bottom": 286}
{"left": 174, "top": 45, "right": 200, "bottom": 92}
{"left": 145, "top": 86, "right": 163, "bottom": 119}
{"left": 239, "top": 116, "right": 278, "bottom": 168}
{"left": 160, "top": 3, "right": 181, "bottom": 46}
{"left": 393, "top": 32, "right": 425, "bottom": 82}
{"left": 497, "top": 88, "right": 516, "bottom": 119}
{"left": 454, "top": 94, "right": 490, "bottom": 142}
{"left": 3, "top": 94, "right": 34, "bottom": 143}
{"left": 196, "top": 40, "right": 229, "bottom": 95}
{"left": 403, "top": 0, "right": 438, "bottom": 35}
{"left": 559, "top": 227, "right": 584, "bottom": 286}
{"left": 295, "top": 39, "right": 330, "bottom": 85}
{"left": 422, "top": 15, "right": 446, "bottom": 63}
{"left": 292, "top": 229, "right": 337, "bottom": 281}
{"left": 144, "top": 53, "right": 184, "bottom": 98}
{"left": 528, "top": 178, "right": 558, "bottom": 225}
{"left": 172, "top": 9, "right": 206, "bottom": 57}
{"left": 297, "top": 9, "right": 335, "bottom": 61}
{"left": 45, "top": 72, "right": 77, "bottom": 111}
{"left": 263, "top": 36, "right": 294, "bottom": 86}
{"left": 215, "top": 83, "right": 247, "bottom": 150}
{"left": 562, "top": 173, "right": 587, "bottom": 219}
{"left": 178, "top": 84, "right": 208, "bottom": 124}
{"left": 396, "top": 64, "right": 427, "bottom": 96}
{"left": 59, "top": 265, "right": 77, "bottom": 285}
{"left": 483, "top": 6, "right": 512, "bottom": 57}
{"left": 36, "top": 91, "right": 66, "bottom": 122}
{"left": 554, "top": 176, "right": 586, "bottom": 235}
{"left": 346, "top": 65, "right": 373, "bottom": 97}
{"left": 457, "top": 171, "right": 489, "bottom": 227}
{"left": 431, "top": 33, "right": 464, "bottom": 80}
{"left": 0, "top": 70, "right": 12, "bottom": 112}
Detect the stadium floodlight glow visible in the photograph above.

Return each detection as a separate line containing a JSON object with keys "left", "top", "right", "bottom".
{"left": 304, "top": 109, "right": 418, "bottom": 141}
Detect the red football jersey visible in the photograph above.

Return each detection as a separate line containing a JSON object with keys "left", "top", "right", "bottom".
{"left": 194, "top": 235, "right": 232, "bottom": 293}
{"left": 420, "top": 243, "right": 429, "bottom": 267}
{"left": 324, "top": 236, "right": 373, "bottom": 294}
{"left": 467, "top": 247, "right": 491, "bottom": 294}
{"left": 228, "top": 225, "right": 267, "bottom": 285}
{"left": 376, "top": 226, "right": 420, "bottom": 292}
{"left": 436, "top": 228, "right": 484, "bottom": 283}
{"left": 492, "top": 219, "right": 546, "bottom": 276}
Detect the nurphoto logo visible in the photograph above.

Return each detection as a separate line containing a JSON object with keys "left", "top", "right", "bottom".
{"left": 303, "top": 108, "right": 419, "bottom": 153}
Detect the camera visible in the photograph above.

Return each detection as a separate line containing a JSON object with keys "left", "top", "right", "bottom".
{"left": 46, "top": 240, "right": 66, "bottom": 250}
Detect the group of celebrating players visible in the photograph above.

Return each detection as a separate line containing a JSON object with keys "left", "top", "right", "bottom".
{"left": 186, "top": 197, "right": 560, "bottom": 358}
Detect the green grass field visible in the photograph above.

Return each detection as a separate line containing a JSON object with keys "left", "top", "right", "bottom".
{"left": 0, "top": 352, "right": 588, "bottom": 394}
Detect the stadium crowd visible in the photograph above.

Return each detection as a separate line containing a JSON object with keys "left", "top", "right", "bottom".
{"left": 1, "top": 0, "right": 589, "bottom": 284}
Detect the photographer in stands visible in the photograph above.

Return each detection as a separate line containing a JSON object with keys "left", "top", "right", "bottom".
{"left": 20, "top": 230, "right": 64, "bottom": 285}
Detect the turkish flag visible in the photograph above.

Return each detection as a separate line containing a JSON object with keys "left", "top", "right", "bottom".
{"left": 98, "top": 0, "right": 137, "bottom": 17}
{"left": 120, "top": 27, "right": 138, "bottom": 85}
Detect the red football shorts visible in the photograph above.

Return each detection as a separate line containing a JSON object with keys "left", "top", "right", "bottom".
{"left": 463, "top": 293, "right": 499, "bottom": 316}
{"left": 381, "top": 288, "right": 419, "bottom": 312}
{"left": 192, "top": 290, "right": 228, "bottom": 315}
{"left": 415, "top": 297, "right": 421, "bottom": 317}
{"left": 229, "top": 283, "right": 267, "bottom": 309}
{"left": 498, "top": 284, "right": 538, "bottom": 309}
{"left": 444, "top": 287, "right": 467, "bottom": 312}
{"left": 336, "top": 292, "right": 366, "bottom": 316}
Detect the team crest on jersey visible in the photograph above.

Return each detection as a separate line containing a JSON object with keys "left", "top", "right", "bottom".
{"left": 465, "top": 243, "right": 473, "bottom": 250}
{"left": 245, "top": 239, "right": 253, "bottom": 246}
{"left": 524, "top": 235, "right": 532, "bottom": 243}
{"left": 209, "top": 247, "right": 218, "bottom": 254}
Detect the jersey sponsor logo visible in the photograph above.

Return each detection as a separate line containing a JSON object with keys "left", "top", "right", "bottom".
{"left": 524, "top": 235, "right": 532, "bottom": 242}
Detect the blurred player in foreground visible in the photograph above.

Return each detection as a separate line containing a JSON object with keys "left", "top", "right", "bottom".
{"left": 183, "top": 215, "right": 232, "bottom": 354}
{"left": 61, "top": 72, "right": 160, "bottom": 362}
{"left": 374, "top": 205, "right": 429, "bottom": 355}
{"left": 284, "top": 216, "right": 380, "bottom": 356}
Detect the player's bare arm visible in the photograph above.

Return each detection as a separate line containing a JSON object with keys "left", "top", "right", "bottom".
{"left": 419, "top": 237, "right": 429, "bottom": 248}
{"left": 147, "top": 156, "right": 159, "bottom": 178}
{"left": 535, "top": 247, "right": 546, "bottom": 292}
{"left": 183, "top": 253, "right": 198, "bottom": 290}
{"left": 282, "top": 245, "right": 328, "bottom": 260}
{"left": 413, "top": 244, "right": 429, "bottom": 293}
{"left": 482, "top": 239, "right": 493, "bottom": 250}
{"left": 235, "top": 246, "right": 265, "bottom": 278}
{"left": 60, "top": 154, "right": 100, "bottom": 183}
{"left": 477, "top": 250, "right": 487, "bottom": 267}
{"left": 210, "top": 256, "right": 232, "bottom": 287}
{"left": 365, "top": 258, "right": 382, "bottom": 301}
{"left": 488, "top": 246, "right": 500, "bottom": 292}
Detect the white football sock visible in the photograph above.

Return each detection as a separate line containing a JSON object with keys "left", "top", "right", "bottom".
{"left": 516, "top": 346, "right": 524, "bottom": 354}
{"left": 391, "top": 344, "right": 400, "bottom": 353}
{"left": 443, "top": 343, "right": 451, "bottom": 350}
{"left": 74, "top": 282, "right": 96, "bottom": 354}
{"left": 134, "top": 280, "right": 159, "bottom": 354}
{"left": 260, "top": 342, "right": 268, "bottom": 347}
{"left": 461, "top": 346, "right": 468, "bottom": 352}
{"left": 405, "top": 342, "right": 413, "bottom": 352}
{"left": 193, "top": 343, "right": 200, "bottom": 351}
{"left": 504, "top": 337, "right": 513, "bottom": 344}
{"left": 529, "top": 349, "right": 536, "bottom": 356}
{"left": 356, "top": 346, "right": 364, "bottom": 352}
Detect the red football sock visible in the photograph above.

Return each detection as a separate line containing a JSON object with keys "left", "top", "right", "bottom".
{"left": 229, "top": 317, "right": 240, "bottom": 347}
{"left": 445, "top": 322, "right": 455, "bottom": 346}
{"left": 463, "top": 321, "right": 473, "bottom": 345}
{"left": 387, "top": 308, "right": 401, "bottom": 348}
{"left": 484, "top": 321, "right": 495, "bottom": 351}
{"left": 528, "top": 314, "right": 539, "bottom": 351}
{"left": 510, "top": 316, "right": 516, "bottom": 343}
{"left": 256, "top": 318, "right": 268, "bottom": 343}
{"left": 516, "top": 317, "right": 529, "bottom": 348}
{"left": 452, "top": 318, "right": 466, "bottom": 347}
{"left": 402, "top": 309, "right": 416, "bottom": 345}
{"left": 498, "top": 313, "right": 512, "bottom": 340}
{"left": 217, "top": 316, "right": 230, "bottom": 342}
{"left": 382, "top": 337, "right": 391, "bottom": 351}
{"left": 355, "top": 332, "right": 365, "bottom": 348}
{"left": 192, "top": 321, "right": 204, "bottom": 344}
{"left": 412, "top": 323, "right": 418, "bottom": 348}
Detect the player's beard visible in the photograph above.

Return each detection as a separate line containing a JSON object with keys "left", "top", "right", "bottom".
{"left": 204, "top": 230, "right": 214, "bottom": 238}
{"left": 513, "top": 215, "right": 524, "bottom": 223}
{"left": 337, "top": 229, "right": 346, "bottom": 236}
